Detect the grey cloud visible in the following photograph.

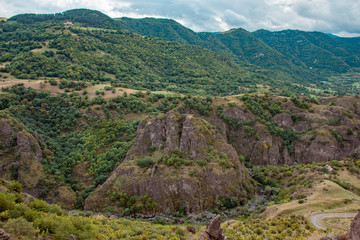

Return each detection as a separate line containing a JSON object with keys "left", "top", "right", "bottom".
{"left": 0, "top": 0, "right": 359, "bottom": 36}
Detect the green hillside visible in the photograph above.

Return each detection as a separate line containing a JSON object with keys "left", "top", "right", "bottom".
{"left": 8, "top": 9, "right": 117, "bottom": 29}
{"left": 116, "top": 17, "right": 204, "bottom": 45}
{"left": 117, "top": 16, "right": 360, "bottom": 94}
{"left": 1, "top": 12, "right": 270, "bottom": 96}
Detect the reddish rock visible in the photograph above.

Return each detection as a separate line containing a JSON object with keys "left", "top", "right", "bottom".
{"left": 349, "top": 211, "right": 360, "bottom": 240}
{"left": 198, "top": 216, "right": 226, "bottom": 240}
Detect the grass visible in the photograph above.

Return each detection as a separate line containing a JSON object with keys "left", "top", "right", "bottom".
{"left": 260, "top": 167, "right": 360, "bottom": 238}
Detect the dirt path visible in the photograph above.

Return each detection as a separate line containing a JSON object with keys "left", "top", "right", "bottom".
{"left": 311, "top": 213, "right": 357, "bottom": 230}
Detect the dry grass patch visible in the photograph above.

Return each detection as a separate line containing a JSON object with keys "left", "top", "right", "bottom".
{"left": 262, "top": 180, "right": 360, "bottom": 219}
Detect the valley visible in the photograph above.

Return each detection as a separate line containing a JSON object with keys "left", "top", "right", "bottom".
{"left": 0, "top": 8, "right": 360, "bottom": 240}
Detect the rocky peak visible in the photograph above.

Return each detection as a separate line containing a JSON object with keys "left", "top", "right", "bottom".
{"left": 125, "top": 111, "right": 233, "bottom": 163}
{"left": 84, "top": 111, "right": 252, "bottom": 213}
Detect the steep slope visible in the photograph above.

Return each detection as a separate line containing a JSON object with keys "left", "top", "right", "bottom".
{"left": 253, "top": 30, "right": 355, "bottom": 72}
{"left": 118, "top": 17, "right": 360, "bottom": 88}
{"left": 0, "top": 112, "right": 76, "bottom": 208}
{"left": 0, "top": 14, "right": 268, "bottom": 96}
{"left": 211, "top": 95, "right": 360, "bottom": 165}
{"left": 85, "top": 111, "right": 252, "bottom": 213}
{"left": 117, "top": 18, "right": 302, "bottom": 73}
{"left": 0, "top": 114, "right": 44, "bottom": 191}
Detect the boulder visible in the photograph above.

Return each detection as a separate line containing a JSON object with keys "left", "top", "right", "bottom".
{"left": 0, "top": 229, "right": 10, "bottom": 240}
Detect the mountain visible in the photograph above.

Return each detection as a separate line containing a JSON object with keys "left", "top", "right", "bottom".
{"left": 116, "top": 17, "right": 204, "bottom": 45}
{"left": 253, "top": 29, "right": 359, "bottom": 71}
{"left": 2, "top": 9, "right": 360, "bottom": 238}
{"left": 117, "top": 17, "right": 360, "bottom": 93}
{"left": 1, "top": 10, "right": 271, "bottom": 96}
{"left": 8, "top": 9, "right": 117, "bottom": 29}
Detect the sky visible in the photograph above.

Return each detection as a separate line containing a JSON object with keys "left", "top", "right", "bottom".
{"left": 1, "top": 0, "right": 360, "bottom": 37}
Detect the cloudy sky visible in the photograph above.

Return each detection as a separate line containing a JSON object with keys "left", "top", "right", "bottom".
{"left": 1, "top": 0, "right": 359, "bottom": 37}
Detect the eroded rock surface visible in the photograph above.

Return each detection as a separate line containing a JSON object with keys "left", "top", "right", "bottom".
{"left": 222, "top": 97, "right": 360, "bottom": 166}
{"left": 85, "top": 112, "right": 252, "bottom": 213}
{"left": 198, "top": 216, "right": 226, "bottom": 240}
{"left": 0, "top": 118, "right": 44, "bottom": 190}
{"left": 349, "top": 210, "right": 360, "bottom": 240}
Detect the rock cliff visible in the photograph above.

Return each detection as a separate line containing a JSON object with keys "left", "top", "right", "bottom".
{"left": 85, "top": 112, "right": 252, "bottom": 213}
{"left": 0, "top": 117, "right": 44, "bottom": 192}
{"left": 216, "top": 96, "right": 360, "bottom": 166}
{"left": 0, "top": 116, "right": 76, "bottom": 208}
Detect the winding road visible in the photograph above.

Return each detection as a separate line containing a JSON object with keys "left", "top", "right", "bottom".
{"left": 311, "top": 213, "right": 357, "bottom": 230}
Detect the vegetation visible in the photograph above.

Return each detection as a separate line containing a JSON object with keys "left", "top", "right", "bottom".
{"left": 1, "top": 8, "right": 360, "bottom": 239}
{"left": 223, "top": 215, "right": 314, "bottom": 240}
{"left": 0, "top": 183, "right": 186, "bottom": 239}
{"left": 117, "top": 16, "right": 360, "bottom": 96}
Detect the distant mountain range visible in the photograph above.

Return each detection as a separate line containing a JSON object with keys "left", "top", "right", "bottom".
{"left": 3, "top": 9, "right": 360, "bottom": 96}
{"left": 117, "top": 17, "right": 360, "bottom": 75}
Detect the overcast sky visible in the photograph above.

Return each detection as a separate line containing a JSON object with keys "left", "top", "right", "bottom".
{"left": 1, "top": 0, "right": 359, "bottom": 37}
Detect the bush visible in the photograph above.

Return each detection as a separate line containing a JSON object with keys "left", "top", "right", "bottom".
{"left": 175, "top": 227, "right": 185, "bottom": 236}
{"left": 3, "top": 217, "right": 35, "bottom": 237}
{"left": 7, "top": 181, "right": 22, "bottom": 193}
{"left": 136, "top": 157, "right": 154, "bottom": 169}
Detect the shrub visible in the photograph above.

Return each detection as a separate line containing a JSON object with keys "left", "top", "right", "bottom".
{"left": 7, "top": 181, "right": 22, "bottom": 193}
{"left": 175, "top": 227, "right": 185, "bottom": 236}
{"left": 3, "top": 217, "right": 35, "bottom": 237}
{"left": 136, "top": 157, "right": 154, "bottom": 168}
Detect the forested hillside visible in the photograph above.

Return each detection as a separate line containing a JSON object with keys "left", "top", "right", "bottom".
{"left": 1, "top": 9, "right": 359, "bottom": 96}
{"left": 117, "top": 17, "right": 360, "bottom": 95}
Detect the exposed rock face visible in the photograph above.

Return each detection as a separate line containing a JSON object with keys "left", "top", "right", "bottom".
{"left": 0, "top": 119, "right": 44, "bottom": 190}
{"left": 198, "top": 216, "right": 226, "bottom": 240}
{"left": 349, "top": 210, "right": 360, "bottom": 240}
{"left": 125, "top": 112, "right": 217, "bottom": 162}
{"left": 0, "top": 117, "right": 76, "bottom": 208}
{"left": 220, "top": 97, "right": 360, "bottom": 166}
{"left": 85, "top": 112, "right": 252, "bottom": 213}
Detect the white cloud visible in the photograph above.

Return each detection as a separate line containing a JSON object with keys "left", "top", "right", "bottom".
{"left": 0, "top": 0, "right": 359, "bottom": 36}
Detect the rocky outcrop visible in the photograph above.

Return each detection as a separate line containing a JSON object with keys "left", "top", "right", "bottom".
{"left": 349, "top": 210, "right": 360, "bottom": 240}
{"left": 220, "top": 97, "right": 360, "bottom": 166}
{"left": 198, "top": 216, "right": 226, "bottom": 240}
{"left": 125, "top": 112, "right": 218, "bottom": 162}
{"left": 0, "top": 117, "right": 76, "bottom": 208}
{"left": 85, "top": 112, "right": 252, "bottom": 213}
{"left": 0, "top": 118, "right": 44, "bottom": 190}
{"left": 0, "top": 229, "right": 10, "bottom": 240}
